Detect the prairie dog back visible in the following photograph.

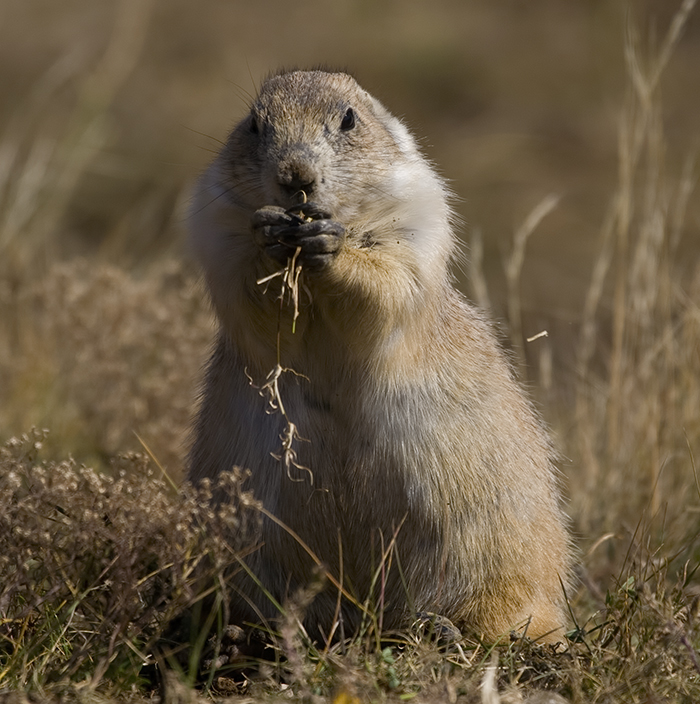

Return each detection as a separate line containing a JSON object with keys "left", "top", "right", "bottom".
{"left": 188, "top": 69, "right": 571, "bottom": 643}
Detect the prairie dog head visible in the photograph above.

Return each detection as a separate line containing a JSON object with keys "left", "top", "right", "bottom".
{"left": 190, "top": 70, "right": 455, "bottom": 285}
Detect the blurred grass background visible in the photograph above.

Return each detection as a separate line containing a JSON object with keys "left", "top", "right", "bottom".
{"left": 0, "top": 0, "right": 698, "bottom": 548}
{"left": 3, "top": 0, "right": 698, "bottom": 286}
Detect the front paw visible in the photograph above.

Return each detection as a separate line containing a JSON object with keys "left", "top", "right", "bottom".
{"left": 253, "top": 203, "right": 345, "bottom": 270}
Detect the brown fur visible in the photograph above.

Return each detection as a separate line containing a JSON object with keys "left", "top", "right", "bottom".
{"left": 188, "top": 70, "right": 571, "bottom": 643}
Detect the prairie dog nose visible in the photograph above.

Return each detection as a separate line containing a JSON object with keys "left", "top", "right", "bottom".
{"left": 276, "top": 145, "right": 318, "bottom": 198}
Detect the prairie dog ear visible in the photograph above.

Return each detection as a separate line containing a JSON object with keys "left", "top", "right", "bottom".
{"left": 366, "top": 94, "right": 419, "bottom": 157}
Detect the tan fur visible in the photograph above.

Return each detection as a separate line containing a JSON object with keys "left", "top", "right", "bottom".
{"left": 188, "top": 70, "right": 571, "bottom": 643}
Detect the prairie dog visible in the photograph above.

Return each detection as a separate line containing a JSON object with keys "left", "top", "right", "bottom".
{"left": 188, "top": 70, "right": 571, "bottom": 642}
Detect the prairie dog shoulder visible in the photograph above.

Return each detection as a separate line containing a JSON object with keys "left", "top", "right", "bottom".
{"left": 188, "top": 69, "right": 571, "bottom": 643}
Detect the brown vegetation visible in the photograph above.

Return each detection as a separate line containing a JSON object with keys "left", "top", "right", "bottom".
{"left": 0, "top": 0, "right": 699, "bottom": 701}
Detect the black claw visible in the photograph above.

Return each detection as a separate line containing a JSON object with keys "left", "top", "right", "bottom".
{"left": 285, "top": 201, "right": 332, "bottom": 221}
{"left": 252, "top": 206, "right": 295, "bottom": 229}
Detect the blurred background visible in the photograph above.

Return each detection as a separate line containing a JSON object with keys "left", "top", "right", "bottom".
{"left": 0, "top": 0, "right": 698, "bottom": 546}
{"left": 2, "top": 1, "right": 697, "bottom": 297}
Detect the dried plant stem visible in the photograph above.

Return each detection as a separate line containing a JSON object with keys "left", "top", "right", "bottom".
{"left": 573, "top": 0, "right": 699, "bottom": 531}
{"left": 607, "top": 3, "right": 693, "bottom": 460}
{"left": 258, "top": 507, "right": 365, "bottom": 612}
{"left": 255, "top": 243, "right": 312, "bottom": 484}
{"left": 504, "top": 193, "right": 559, "bottom": 373}
{"left": 469, "top": 227, "right": 491, "bottom": 311}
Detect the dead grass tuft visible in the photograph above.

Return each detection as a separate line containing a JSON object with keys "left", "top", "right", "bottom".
{"left": 0, "top": 428, "right": 260, "bottom": 693}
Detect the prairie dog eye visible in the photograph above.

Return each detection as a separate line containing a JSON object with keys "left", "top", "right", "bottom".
{"left": 340, "top": 107, "right": 355, "bottom": 131}
{"left": 249, "top": 115, "right": 259, "bottom": 134}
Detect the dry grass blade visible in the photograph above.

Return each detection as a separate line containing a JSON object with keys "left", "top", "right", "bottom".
{"left": 504, "top": 193, "right": 560, "bottom": 369}
{"left": 571, "top": 0, "right": 700, "bottom": 534}
{"left": 254, "top": 197, "right": 315, "bottom": 484}
{"left": 469, "top": 226, "right": 491, "bottom": 311}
